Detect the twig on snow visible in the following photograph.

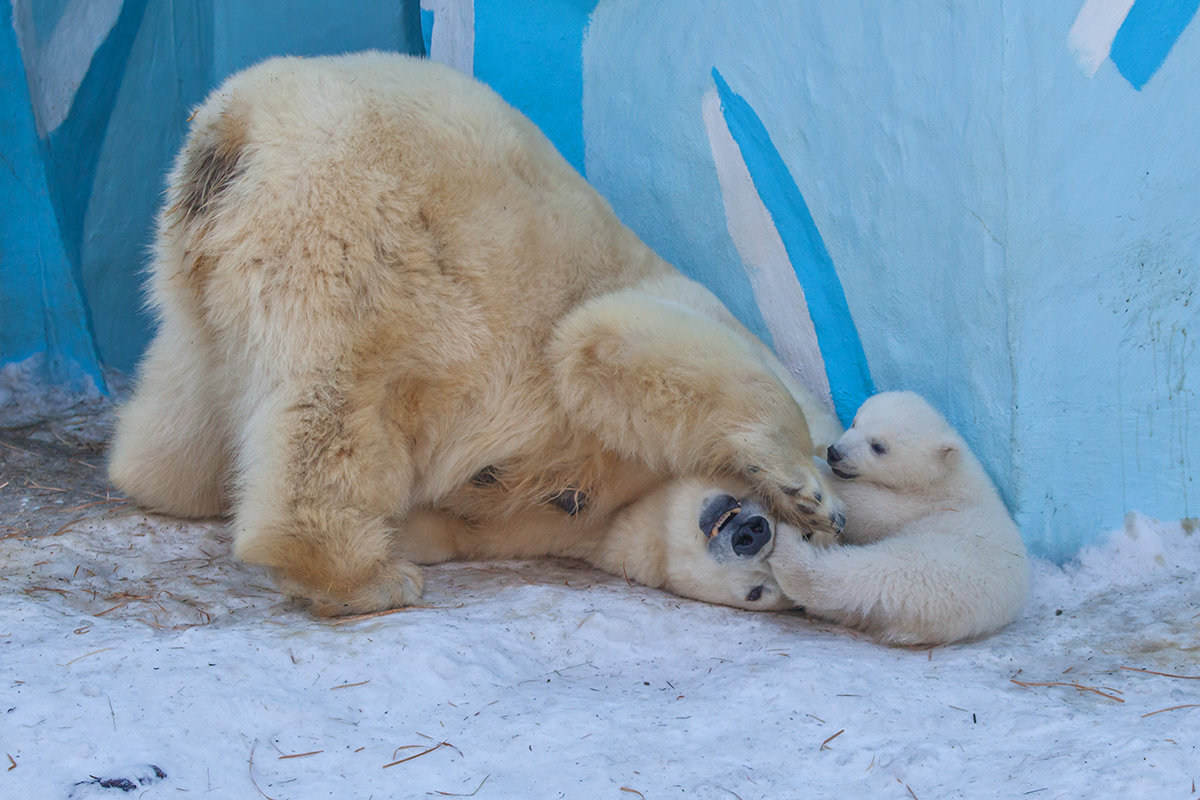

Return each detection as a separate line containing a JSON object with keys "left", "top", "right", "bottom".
{"left": 28, "top": 586, "right": 70, "bottom": 596}
{"left": 248, "top": 743, "right": 278, "bottom": 800}
{"left": 820, "top": 729, "right": 845, "bottom": 750}
{"left": 1010, "top": 679, "right": 1124, "bottom": 703}
{"left": 1121, "top": 666, "right": 1200, "bottom": 680}
{"left": 433, "top": 774, "right": 490, "bottom": 797}
{"left": 278, "top": 750, "right": 323, "bottom": 759}
{"left": 58, "top": 497, "right": 127, "bottom": 513}
{"left": 1141, "top": 704, "right": 1199, "bottom": 718}
{"left": 382, "top": 740, "right": 452, "bottom": 768}
{"left": 26, "top": 481, "right": 67, "bottom": 493}
{"left": 59, "top": 647, "right": 113, "bottom": 667}
{"left": 94, "top": 601, "right": 129, "bottom": 617}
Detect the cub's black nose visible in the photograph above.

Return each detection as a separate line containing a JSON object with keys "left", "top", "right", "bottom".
{"left": 731, "top": 515, "right": 771, "bottom": 556}
{"left": 826, "top": 445, "right": 842, "bottom": 464}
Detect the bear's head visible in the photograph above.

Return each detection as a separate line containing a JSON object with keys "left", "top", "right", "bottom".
{"left": 656, "top": 479, "right": 799, "bottom": 611}
{"left": 824, "top": 391, "right": 963, "bottom": 492}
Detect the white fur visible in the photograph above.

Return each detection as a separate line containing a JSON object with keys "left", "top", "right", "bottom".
{"left": 108, "top": 52, "right": 843, "bottom": 615}
{"left": 770, "top": 392, "right": 1030, "bottom": 645}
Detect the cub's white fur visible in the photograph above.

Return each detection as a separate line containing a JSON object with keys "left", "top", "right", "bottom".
{"left": 109, "top": 52, "right": 843, "bottom": 615}
{"left": 770, "top": 392, "right": 1029, "bottom": 644}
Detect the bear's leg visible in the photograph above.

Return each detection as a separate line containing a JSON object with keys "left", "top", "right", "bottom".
{"left": 551, "top": 280, "right": 842, "bottom": 540}
{"left": 109, "top": 316, "right": 232, "bottom": 518}
{"left": 231, "top": 367, "right": 424, "bottom": 616}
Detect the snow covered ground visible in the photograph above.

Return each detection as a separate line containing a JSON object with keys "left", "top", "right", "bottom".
{"left": 2, "top": 503, "right": 1197, "bottom": 799}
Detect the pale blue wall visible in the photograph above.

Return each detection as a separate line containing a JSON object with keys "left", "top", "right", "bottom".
{"left": 1003, "top": 1, "right": 1200, "bottom": 558}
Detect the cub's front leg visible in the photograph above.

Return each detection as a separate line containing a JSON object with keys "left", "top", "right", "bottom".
{"left": 552, "top": 276, "right": 844, "bottom": 541}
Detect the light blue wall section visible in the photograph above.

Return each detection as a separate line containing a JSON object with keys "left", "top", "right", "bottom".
{"left": 582, "top": 0, "right": 1011, "bottom": 481}
{"left": 1003, "top": 1, "right": 1200, "bottom": 557}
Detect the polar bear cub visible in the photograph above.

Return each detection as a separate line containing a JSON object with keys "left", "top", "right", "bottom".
{"left": 770, "top": 391, "right": 1029, "bottom": 644}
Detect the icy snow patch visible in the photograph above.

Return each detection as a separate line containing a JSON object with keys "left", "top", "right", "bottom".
{"left": 1, "top": 511, "right": 1197, "bottom": 798}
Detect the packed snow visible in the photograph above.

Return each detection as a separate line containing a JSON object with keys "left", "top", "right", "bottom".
{"left": 2, "top": 502, "right": 1197, "bottom": 799}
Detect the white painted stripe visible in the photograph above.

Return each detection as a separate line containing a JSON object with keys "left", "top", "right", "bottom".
{"left": 1068, "top": 0, "right": 1136, "bottom": 76}
{"left": 420, "top": 0, "right": 475, "bottom": 76}
{"left": 11, "top": 0, "right": 125, "bottom": 137}
{"left": 702, "top": 89, "right": 834, "bottom": 411}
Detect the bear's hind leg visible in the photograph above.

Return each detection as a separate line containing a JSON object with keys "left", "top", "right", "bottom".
{"left": 109, "top": 319, "right": 231, "bottom": 518}
{"left": 232, "top": 371, "right": 424, "bottom": 616}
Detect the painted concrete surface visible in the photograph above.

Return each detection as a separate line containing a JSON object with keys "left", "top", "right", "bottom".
{"left": 580, "top": 1, "right": 1011, "bottom": 482}
{"left": 3, "top": 0, "right": 423, "bottom": 376}
{"left": 1, "top": 1, "right": 105, "bottom": 392}
{"left": 1005, "top": 0, "right": 1199, "bottom": 557}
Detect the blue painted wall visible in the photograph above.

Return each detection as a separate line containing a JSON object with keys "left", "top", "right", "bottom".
{"left": 2, "top": 0, "right": 423, "bottom": 379}
{"left": 1005, "top": 0, "right": 1200, "bottom": 557}
{"left": 1, "top": 0, "right": 104, "bottom": 392}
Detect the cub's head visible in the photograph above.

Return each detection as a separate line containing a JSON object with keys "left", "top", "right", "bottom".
{"left": 824, "top": 391, "right": 963, "bottom": 491}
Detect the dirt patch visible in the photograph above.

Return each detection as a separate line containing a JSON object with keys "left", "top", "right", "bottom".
{"left": 0, "top": 411, "right": 130, "bottom": 541}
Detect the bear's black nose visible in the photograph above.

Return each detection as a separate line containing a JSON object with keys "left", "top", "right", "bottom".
{"left": 731, "top": 515, "right": 771, "bottom": 556}
{"left": 826, "top": 445, "right": 842, "bottom": 464}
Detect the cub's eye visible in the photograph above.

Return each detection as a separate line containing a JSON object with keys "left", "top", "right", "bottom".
{"left": 870, "top": 440, "right": 888, "bottom": 455}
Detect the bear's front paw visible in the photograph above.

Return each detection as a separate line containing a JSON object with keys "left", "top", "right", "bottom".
{"left": 276, "top": 559, "right": 425, "bottom": 617}
{"left": 313, "top": 560, "right": 425, "bottom": 617}
{"left": 747, "top": 463, "right": 845, "bottom": 544}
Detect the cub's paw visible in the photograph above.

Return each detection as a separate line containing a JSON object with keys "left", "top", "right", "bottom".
{"left": 765, "top": 525, "right": 824, "bottom": 604}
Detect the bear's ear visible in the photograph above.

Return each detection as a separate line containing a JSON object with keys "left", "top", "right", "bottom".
{"left": 939, "top": 441, "right": 961, "bottom": 467}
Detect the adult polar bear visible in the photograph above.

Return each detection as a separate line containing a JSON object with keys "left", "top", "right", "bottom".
{"left": 109, "top": 52, "right": 846, "bottom": 616}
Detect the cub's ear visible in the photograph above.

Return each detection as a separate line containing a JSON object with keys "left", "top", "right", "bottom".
{"left": 939, "top": 441, "right": 961, "bottom": 466}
